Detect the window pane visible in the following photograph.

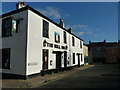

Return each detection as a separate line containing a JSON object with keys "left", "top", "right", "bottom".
{"left": 12, "top": 20, "right": 17, "bottom": 32}
{"left": 55, "top": 32, "right": 60, "bottom": 43}
{"left": 80, "top": 41, "right": 82, "bottom": 48}
{"left": 72, "top": 36, "right": 75, "bottom": 46}
{"left": 43, "top": 20, "right": 49, "bottom": 38}
{"left": 64, "top": 31, "right": 67, "bottom": 43}
{"left": 2, "top": 48, "right": 10, "bottom": 69}
{"left": 2, "top": 17, "right": 12, "bottom": 37}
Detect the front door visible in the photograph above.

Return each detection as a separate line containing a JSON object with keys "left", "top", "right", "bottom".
{"left": 56, "top": 52, "right": 62, "bottom": 71}
{"left": 43, "top": 49, "right": 48, "bottom": 70}
{"left": 78, "top": 54, "right": 80, "bottom": 67}
{"left": 64, "top": 51, "right": 67, "bottom": 67}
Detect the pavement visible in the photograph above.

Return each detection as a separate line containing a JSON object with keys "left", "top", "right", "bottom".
{"left": 1, "top": 64, "right": 94, "bottom": 88}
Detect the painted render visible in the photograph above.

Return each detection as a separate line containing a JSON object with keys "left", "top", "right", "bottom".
{"left": 1, "top": 5, "right": 84, "bottom": 77}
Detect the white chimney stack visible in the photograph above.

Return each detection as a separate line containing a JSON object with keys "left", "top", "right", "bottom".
{"left": 16, "top": 1, "right": 26, "bottom": 9}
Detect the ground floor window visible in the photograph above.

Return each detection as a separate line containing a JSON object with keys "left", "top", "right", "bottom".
{"left": 2, "top": 48, "right": 11, "bottom": 69}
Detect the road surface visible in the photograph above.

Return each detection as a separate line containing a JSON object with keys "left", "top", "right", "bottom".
{"left": 38, "top": 64, "right": 120, "bottom": 88}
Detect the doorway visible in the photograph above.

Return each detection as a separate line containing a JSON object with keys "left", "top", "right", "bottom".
{"left": 42, "top": 49, "right": 48, "bottom": 70}
{"left": 53, "top": 51, "right": 63, "bottom": 71}
{"left": 56, "top": 52, "right": 62, "bottom": 71}
{"left": 77, "top": 54, "right": 80, "bottom": 67}
{"left": 64, "top": 51, "right": 67, "bottom": 67}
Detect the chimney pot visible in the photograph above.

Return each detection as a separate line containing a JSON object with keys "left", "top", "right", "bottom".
{"left": 23, "top": 2, "right": 26, "bottom": 6}
{"left": 67, "top": 27, "right": 72, "bottom": 33}
{"left": 103, "top": 39, "right": 106, "bottom": 43}
{"left": 89, "top": 41, "right": 91, "bottom": 44}
{"left": 59, "top": 19, "right": 64, "bottom": 28}
{"left": 16, "top": 1, "right": 26, "bottom": 9}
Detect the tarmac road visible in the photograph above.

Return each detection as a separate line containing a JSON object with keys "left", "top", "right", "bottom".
{"left": 37, "top": 64, "right": 120, "bottom": 88}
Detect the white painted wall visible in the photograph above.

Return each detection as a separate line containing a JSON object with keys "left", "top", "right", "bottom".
{"left": 26, "top": 9, "right": 84, "bottom": 75}
{"left": 1, "top": 8, "right": 84, "bottom": 76}
{"left": 1, "top": 10, "right": 28, "bottom": 75}
{"left": 26, "top": 10, "right": 43, "bottom": 75}
{"left": 69, "top": 34, "right": 84, "bottom": 66}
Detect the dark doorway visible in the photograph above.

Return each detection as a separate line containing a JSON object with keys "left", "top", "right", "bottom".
{"left": 43, "top": 49, "right": 48, "bottom": 70}
{"left": 64, "top": 51, "right": 67, "bottom": 67}
{"left": 77, "top": 54, "right": 80, "bottom": 67}
{"left": 53, "top": 51, "right": 63, "bottom": 71}
{"left": 56, "top": 52, "right": 62, "bottom": 71}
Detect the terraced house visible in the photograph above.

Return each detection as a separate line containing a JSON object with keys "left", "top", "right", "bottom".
{"left": 0, "top": 2, "right": 84, "bottom": 79}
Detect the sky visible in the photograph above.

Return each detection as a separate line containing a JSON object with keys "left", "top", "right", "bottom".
{"left": 2, "top": 2, "right": 118, "bottom": 44}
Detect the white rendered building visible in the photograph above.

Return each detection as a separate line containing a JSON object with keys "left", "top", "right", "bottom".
{"left": 0, "top": 3, "right": 84, "bottom": 79}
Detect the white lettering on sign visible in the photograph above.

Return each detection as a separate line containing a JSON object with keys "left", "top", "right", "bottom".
{"left": 43, "top": 40, "right": 68, "bottom": 50}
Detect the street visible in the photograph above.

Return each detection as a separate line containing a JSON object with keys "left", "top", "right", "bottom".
{"left": 37, "top": 64, "right": 120, "bottom": 88}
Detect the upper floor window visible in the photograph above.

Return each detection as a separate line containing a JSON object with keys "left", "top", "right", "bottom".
{"left": 80, "top": 41, "right": 82, "bottom": 48}
{"left": 2, "top": 17, "right": 12, "bottom": 37}
{"left": 63, "top": 31, "right": 67, "bottom": 44}
{"left": 55, "top": 32, "right": 60, "bottom": 43}
{"left": 43, "top": 20, "right": 49, "bottom": 38}
{"left": 2, "top": 17, "right": 18, "bottom": 37}
{"left": 72, "top": 36, "right": 75, "bottom": 46}
{"left": 12, "top": 19, "right": 18, "bottom": 33}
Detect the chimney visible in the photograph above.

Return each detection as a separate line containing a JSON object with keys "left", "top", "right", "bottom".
{"left": 23, "top": 2, "right": 26, "bottom": 6}
{"left": 67, "top": 27, "right": 72, "bottom": 33}
{"left": 89, "top": 41, "right": 91, "bottom": 44}
{"left": 103, "top": 39, "right": 106, "bottom": 43}
{"left": 59, "top": 19, "right": 64, "bottom": 28}
{"left": 16, "top": 1, "right": 26, "bottom": 9}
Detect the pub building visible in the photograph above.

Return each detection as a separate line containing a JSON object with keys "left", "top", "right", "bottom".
{"left": 0, "top": 2, "right": 84, "bottom": 79}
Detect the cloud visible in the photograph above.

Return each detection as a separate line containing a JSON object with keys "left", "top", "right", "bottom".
{"left": 72, "top": 24, "right": 88, "bottom": 30}
{"left": 86, "top": 31, "right": 93, "bottom": 35}
{"left": 71, "top": 24, "right": 99, "bottom": 32}
{"left": 77, "top": 31, "right": 93, "bottom": 36}
{"left": 68, "top": 24, "right": 96, "bottom": 36}
{"left": 101, "top": 33, "right": 105, "bottom": 35}
{"left": 66, "top": 25, "right": 71, "bottom": 29}
{"left": 36, "top": 7, "right": 61, "bottom": 19}
{"left": 92, "top": 33, "right": 105, "bottom": 37}
{"left": 93, "top": 34, "right": 99, "bottom": 37}
{"left": 35, "top": 7, "right": 103, "bottom": 38}
{"left": 69, "top": 24, "right": 104, "bottom": 37}
{"left": 64, "top": 13, "right": 71, "bottom": 17}
{"left": 78, "top": 32, "right": 85, "bottom": 36}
